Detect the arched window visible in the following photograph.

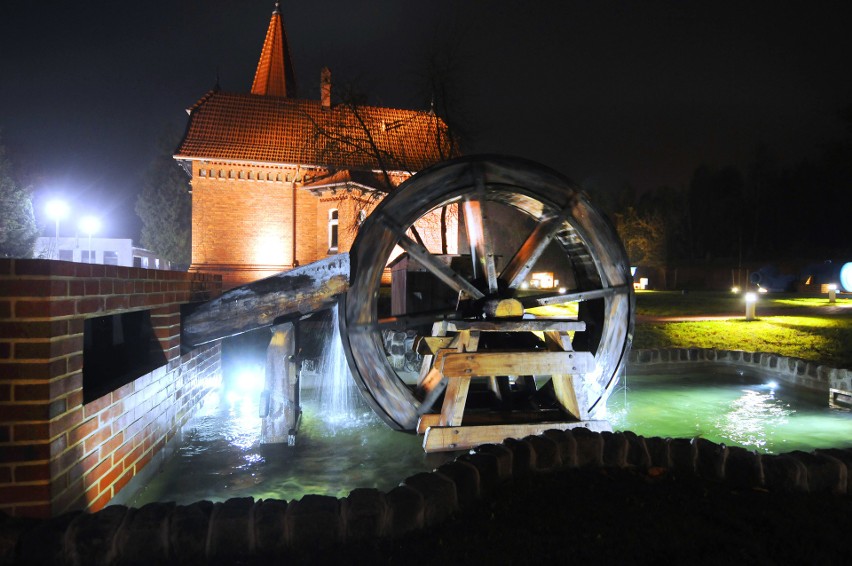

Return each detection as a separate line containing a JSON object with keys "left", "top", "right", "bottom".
{"left": 328, "top": 208, "right": 339, "bottom": 252}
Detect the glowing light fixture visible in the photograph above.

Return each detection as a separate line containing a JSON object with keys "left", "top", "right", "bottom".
{"left": 841, "top": 262, "right": 852, "bottom": 292}
{"left": 520, "top": 281, "right": 529, "bottom": 290}
{"left": 558, "top": 286, "right": 567, "bottom": 294}
{"left": 630, "top": 266, "right": 637, "bottom": 277}
{"left": 744, "top": 292, "right": 757, "bottom": 321}
{"left": 731, "top": 286, "right": 740, "bottom": 294}
{"left": 827, "top": 283, "right": 837, "bottom": 304}
{"left": 758, "top": 287, "right": 768, "bottom": 294}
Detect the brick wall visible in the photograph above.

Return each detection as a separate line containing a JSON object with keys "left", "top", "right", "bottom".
{"left": 0, "top": 259, "right": 222, "bottom": 518}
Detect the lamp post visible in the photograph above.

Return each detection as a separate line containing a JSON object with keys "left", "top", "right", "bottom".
{"left": 78, "top": 216, "right": 101, "bottom": 264}
{"left": 828, "top": 284, "right": 837, "bottom": 304}
{"left": 745, "top": 292, "right": 757, "bottom": 321}
{"left": 45, "top": 199, "right": 69, "bottom": 259}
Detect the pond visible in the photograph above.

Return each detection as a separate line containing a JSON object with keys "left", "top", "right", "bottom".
{"left": 607, "top": 370, "right": 852, "bottom": 454}
{"left": 128, "top": 365, "right": 852, "bottom": 507}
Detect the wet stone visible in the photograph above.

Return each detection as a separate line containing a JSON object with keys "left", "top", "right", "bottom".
{"left": 503, "top": 438, "right": 536, "bottom": 477}
{"left": 66, "top": 505, "right": 128, "bottom": 566}
{"left": 436, "top": 461, "right": 481, "bottom": 508}
{"left": 169, "top": 500, "right": 214, "bottom": 564}
{"left": 762, "top": 454, "right": 808, "bottom": 493}
{"left": 622, "top": 431, "right": 652, "bottom": 469}
{"left": 472, "top": 444, "right": 513, "bottom": 481}
{"left": 207, "top": 497, "right": 254, "bottom": 562}
{"left": 523, "top": 435, "right": 561, "bottom": 472}
{"left": 669, "top": 438, "right": 697, "bottom": 475}
{"left": 815, "top": 448, "right": 852, "bottom": 493}
{"left": 789, "top": 451, "right": 847, "bottom": 494}
{"left": 571, "top": 428, "right": 604, "bottom": 468}
{"left": 15, "top": 510, "right": 81, "bottom": 566}
{"left": 457, "top": 452, "right": 501, "bottom": 495}
{"left": 113, "top": 502, "right": 174, "bottom": 565}
{"left": 402, "top": 472, "right": 458, "bottom": 527}
{"left": 644, "top": 437, "right": 671, "bottom": 468}
{"left": 287, "top": 494, "right": 341, "bottom": 547}
{"left": 724, "top": 446, "right": 763, "bottom": 489}
{"left": 694, "top": 438, "right": 727, "bottom": 481}
{"left": 385, "top": 485, "right": 424, "bottom": 537}
{"left": 601, "top": 431, "right": 628, "bottom": 468}
{"left": 253, "top": 499, "right": 289, "bottom": 557}
{"left": 343, "top": 488, "right": 388, "bottom": 541}
{"left": 541, "top": 429, "right": 578, "bottom": 469}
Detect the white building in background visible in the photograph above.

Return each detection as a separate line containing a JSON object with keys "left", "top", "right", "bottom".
{"left": 34, "top": 237, "right": 172, "bottom": 270}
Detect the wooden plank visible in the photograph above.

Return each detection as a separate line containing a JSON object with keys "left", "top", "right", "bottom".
{"left": 543, "top": 330, "right": 574, "bottom": 351}
{"left": 439, "top": 351, "right": 595, "bottom": 378}
{"left": 417, "top": 413, "right": 442, "bottom": 434}
{"left": 422, "top": 420, "right": 613, "bottom": 452}
{"left": 439, "top": 376, "right": 471, "bottom": 426}
{"left": 183, "top": 254, "right": 350, "bottom": 347}
{"left": 551, "top": 375, "right": 581, "bottom": 419}
{"left": 447, "top": 320, "right": 586, "bottom": 332}
{"left": 415, "top": 336, "right": 456, "bottom": 355}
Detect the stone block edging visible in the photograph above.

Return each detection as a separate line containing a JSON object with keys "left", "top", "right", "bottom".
{"left": 628, "top": 347, "right": 852, "bottom": 394}
{"left": 4, "top": 426, "right": 852, "bottom": 564}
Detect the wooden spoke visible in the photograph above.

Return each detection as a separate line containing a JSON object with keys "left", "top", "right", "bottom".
{"left": 381, "top": 216, "right": 485, "bottom": 300}
{"left": 462, "top": 197, "right": 498, "bottom": 294}
{"left": 519, "top": 285, "right": 627, "bottom": 308}
{"left": 500, "top": 214, "right": 564, "bottom": 289}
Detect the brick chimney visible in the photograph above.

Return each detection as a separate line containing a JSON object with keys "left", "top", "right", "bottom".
{"left": 321, "top": 67, "right": 331, "bottom": 109}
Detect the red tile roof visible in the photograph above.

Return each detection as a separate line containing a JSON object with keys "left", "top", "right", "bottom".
{"left": 251, "top": 5, "right": 296, "bottom": 97}
{"left": 175, "top": 91, "right": 455, "bottom": 172}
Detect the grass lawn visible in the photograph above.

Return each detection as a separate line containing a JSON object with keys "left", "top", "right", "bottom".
{"left": 633, "top": 291, "right": 852, "bottom": 368}
{"left": 635, "top": 290, "right": 852, "bottom": 317}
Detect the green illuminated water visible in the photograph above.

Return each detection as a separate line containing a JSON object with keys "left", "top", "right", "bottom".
{"left": 129, "top": 368, "right": 852, "bottom": 507}
{"left": 129, "top": 389, "right": 455, "bottom": 507}
{"left": 607, "top": 372, "right": 852, "bottom": 454}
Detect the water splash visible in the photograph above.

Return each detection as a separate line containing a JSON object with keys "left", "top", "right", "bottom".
{"left": 316, "top": 304, "right": 369, "bottom": 431}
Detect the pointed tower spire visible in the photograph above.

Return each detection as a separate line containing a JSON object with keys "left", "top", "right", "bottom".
{"left": 251, "top": 2, "right": 297, "bottom": 97}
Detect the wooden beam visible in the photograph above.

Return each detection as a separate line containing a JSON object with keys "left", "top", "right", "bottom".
{"left": 422, "top": 421, "right": 613, "bottom": 452}
{"left": 439, "top": 351, "right": 595, "bottom": 378}
{"left": 183, "top": 254, "right": 350, "bottom": 347}
{"left": 417, "top": 413, "right": 442, "bottom": 434}
{"left": 447, "top": 319, "right": 586, "bottom": 332}
{"left": 438, "top": 377, "right": 471, "bottom": 426}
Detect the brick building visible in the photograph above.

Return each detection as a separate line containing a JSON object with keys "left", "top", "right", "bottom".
{"left": 175, "top": 3, "right": 456, "bottom": 289}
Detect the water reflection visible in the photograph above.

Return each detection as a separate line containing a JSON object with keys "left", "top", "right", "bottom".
{"left": 609, "top": 372, "right": 852, "bottom": 453}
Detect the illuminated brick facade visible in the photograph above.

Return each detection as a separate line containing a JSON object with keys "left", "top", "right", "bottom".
{"left": 175, "top": 4, "right": 455, "bottom": 289}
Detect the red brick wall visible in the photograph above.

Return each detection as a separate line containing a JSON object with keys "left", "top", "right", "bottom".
{"left": 0, "top": 259, "right": 222, "bottom": 518}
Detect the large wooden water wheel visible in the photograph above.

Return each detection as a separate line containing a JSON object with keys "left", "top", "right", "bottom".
{"left": 339, "top": 155, "right": 634, "bottom": 444}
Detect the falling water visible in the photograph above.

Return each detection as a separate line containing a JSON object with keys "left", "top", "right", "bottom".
{"left": 315, "top": 304, "right": 369, "bottom": 430}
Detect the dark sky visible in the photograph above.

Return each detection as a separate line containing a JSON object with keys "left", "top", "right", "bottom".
{"left": 2, "top": 0, "right": 851, "bottom": 240}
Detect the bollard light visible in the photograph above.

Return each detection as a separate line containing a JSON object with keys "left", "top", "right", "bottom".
{"left": 745, "top": 292, "right": 757, "bottom": 321}
{"left": 828, "top": 283, "right": 837, "bottom": 304}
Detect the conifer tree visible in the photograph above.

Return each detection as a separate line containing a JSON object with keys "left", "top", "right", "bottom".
{"left": 0, "top": 136, "right": 39, "bottom": 258}
{"left": 135, "top": 131, "right": 191, "bottom": 267}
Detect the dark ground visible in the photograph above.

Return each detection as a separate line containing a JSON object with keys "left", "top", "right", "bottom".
{"left": 285, "top": 467, "right": 852, "bottom": 566}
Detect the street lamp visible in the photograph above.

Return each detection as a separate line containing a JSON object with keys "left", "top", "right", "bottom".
{"left": 78, "top": 216, "right": 101, "bottom": 264}
{"left": 45, "top": 199, "right": 69, "bottom": 259}
{"left": 827, "top": 284, "right": 837, "bottom": 304}
{"left": 744, "top": 292, "right": 757, "bottom": 321}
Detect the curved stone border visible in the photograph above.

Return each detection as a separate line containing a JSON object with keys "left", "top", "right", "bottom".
{"left": 3, "top": 426, "right": 852, "bottom": 564}
{"left": 628, "top": 347, "right": 852, "bottom": 394}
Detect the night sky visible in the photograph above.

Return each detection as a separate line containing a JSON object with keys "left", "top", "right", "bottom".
{"left": 2, "top": 0, "right": 850, "bottom": 240}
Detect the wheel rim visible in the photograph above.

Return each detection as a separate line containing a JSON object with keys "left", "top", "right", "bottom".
{"left": 340, "top": 155, "right": 634, "bottom": 431}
